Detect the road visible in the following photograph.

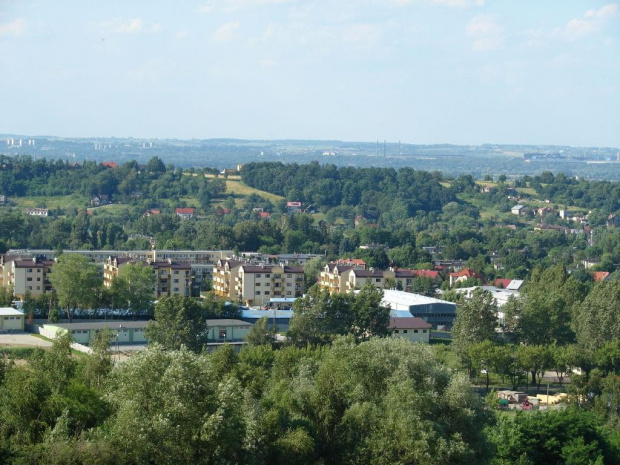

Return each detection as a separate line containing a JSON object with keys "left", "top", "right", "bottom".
{"left": 0, "top": 333, "right": 53, "bottom": 348}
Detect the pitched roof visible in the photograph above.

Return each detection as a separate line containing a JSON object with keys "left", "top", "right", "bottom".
{"left": 449, "top": 268, "right": 481, "bottom": 278}
{"left": 101, "top": 161, "right": 118, "bottom": 168}
{"left": 593, "top": 271, "right": 610, "bottom": 282}
{"left": 351, "top": 269, "right": 385, "bottom": 278}
{"left": 389, "top": 317, "right": 432, "bottom": 330}
{"left": 494, "top": 278, "right": 512, "bottom": 289}
{"left": 175, "top": 208, "right": 194, "bottom": 214}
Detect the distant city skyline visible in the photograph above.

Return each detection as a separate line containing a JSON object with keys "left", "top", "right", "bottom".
{"left": 0, "top": 1, "right": 619, "bottom": 147}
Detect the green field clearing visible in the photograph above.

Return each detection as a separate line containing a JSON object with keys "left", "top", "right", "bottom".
{"left": 225, "top": 180, "right": 284, "bottom": 203}
{"left": 88, "top": 203, "right": 133, "bottom": 215}
{"left": 13, "top": 194, "right": 87, "bottom": 209}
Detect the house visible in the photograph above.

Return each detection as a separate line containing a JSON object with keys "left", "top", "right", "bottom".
{"left": 592, "top": 271, "right": 610, "bottom": 282}
{"left": 220, "top": 168, "right": 238, "bottom": 176}
{"left": 175, "top": 207, "right": 194, "bottom": 219}
{"left": 259, "top": 212, "right": 271, "bottom": 219}
{"left": 389, "top": 317, "right": 432, "bottom": 343}
{"left": 381, "top": 290, "right": 457, "bottom": 330}
{"left": 0, "top": 195, "right": 6, "bottom": 205}
{"left": 582, "top": 259, "right": 601, "bottom": 270}
{"left": 391, "top": 269, "right": 442, "bottom": 293}
{"left": 0, "top": 308, "right": 25, "bottom": 332}
{"left": 286, "top": 201, "right": 304, "bottom": 214}
{"left": 144, "top": 209, "right": 160, "bottom": 217}
{"left": 25, "top": 208, "right": 49, "bottom": 217}
{"left": 334, "top": 258, "right": 367, "bottom": 269}
{"left": 90, "top": 195, "right": 110, "bottom": 207}
{"left": 511, "top": 205, "right": 527, "bottom": 216}
{"left": 101, "top": 161, "right": 118, "bottom": 169}
{"left": 607, "top": 214, "right": 620, "bottom": 228}
{"left": 449, "top": 268, "right": 482, "bottom": 287}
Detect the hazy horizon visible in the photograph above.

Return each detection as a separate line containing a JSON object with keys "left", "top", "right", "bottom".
{"left": 1, "top": 1, "right": 619, "bottom": 147}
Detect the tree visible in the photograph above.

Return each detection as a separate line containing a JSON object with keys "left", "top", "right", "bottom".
{"left": 49, "top": 254, "right": 102, "bottom": 322}
{"left": 451, "top": 289, "right": 498, "bottom": 370}
{"left": 83, "top": 328, "right": 114, "bottom": 390}
{"left": 0, "top": 285, "right": 13, "bottom": 306}
{"left": 574, "top": 281, "right": 620, "bottom": 352}
{"left": 117, "top": 262, "right": 157, "bottom": 318}
{"left": 349, "top": 283, "right": 390, "bottom": 342}
{"left": 303, "top": 256, "right": 326, "bottom": 293}
{"left": 245, "top": 316, "right": 276, "bottom": 346}
{"left": 145, "top": 295, "right": 209, "bottom": 352}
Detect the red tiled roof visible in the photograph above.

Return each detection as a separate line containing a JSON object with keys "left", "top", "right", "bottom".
{"left": 592, "top": 271, "right": 610, "bottom": 282}
{"left": 389, "top": 317, "right": 432, "bottom": 330}
{"left": 449, "top": 268, "right": 481, "bottom": 278}
{"left": 495, "top": 279, "right": 512, "bottom": 288}
{"left": 175, "top": 208, "right": 194, "bottom": 214}
{"left": 259, "top": 212, "right": 271, "bottom": 218}
{"left": 101, "top": 161, "right": 118, "bottom": 168}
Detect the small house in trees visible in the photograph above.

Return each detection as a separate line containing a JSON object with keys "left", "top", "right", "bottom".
{"left": 449, "top": 268, "right": 482, "bottom": 287}
{"left": 511, "top": 205, "right": 527, "bottom": 216}
{"left": 286, "top": 201, "right": 303, "bottom": 214}
{"left": 389, "top": 317, "right": 432, "bottom": 343}
{"left": 175, "top": 208, "right": 194, "bottom": 220}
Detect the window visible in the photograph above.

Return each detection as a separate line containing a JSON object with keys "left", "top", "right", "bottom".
{"left": 27, "top": 286, "right": 32, "bottom": 290}
{"left": 27, "top": 277, "right": 32, "bottom": 281}
{"left": 218, "top": 329, "right": 227, "bottom": 339}
{"left": 256, "top": 291, "right": 261, "bottom": 295}
{"left": 173, "top": 279, "right": 179, "bottom": 283}
{"left": 256, "top": 282, "right": 261, "bottom": 286}
{"left": 403, "top": 330, "right": 408, "bottom": 333}
{"left": 37, "top": 277, "right": 41, "bottom": 281}
{"left": 174, "top": 270, "right": 179, "bottom": 274}
{"left": 173, "top": 287, "right": 179, "bottom": 292}
{"left": 423, "top": 330, "right": 427, "bottom": 333}
{"left": 286, "top": 291, "right": 292, "bottom": 296}
{"left": 394, "top": 330, "right": 399, "bottom": 333}
{"left": 264, "top": 291, "right": 269, "bottom": 295}
{"left": 256, "top": 274, "right": 261, "bottom": 278}
{"left": 414, "top": 330, "right": 419, "bottom": 333}
{"left": 287, "top": 274, "right": 292, "bottom": 278}
{"left": 265, "top": 274, "right": 270, "bottom": 278}
{"left": 286, "top": 282, "right": 291, "bottom": 287}
{"left": 27, "top": 268, "right": 33, "bottom": 272}
{"left": 375, "top": 278, "right": 381, "bottom": 282}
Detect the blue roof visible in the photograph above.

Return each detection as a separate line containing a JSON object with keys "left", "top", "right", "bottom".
{"left": 241, "top": 309, "right": 295, "bottom": 320}
{"left": 390, "top": 310, "right": 414, "bottom": 318}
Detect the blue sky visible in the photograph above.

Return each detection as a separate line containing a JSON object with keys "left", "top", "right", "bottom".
{"left": 0, "top": 0, "right": 618, "bottom": 147}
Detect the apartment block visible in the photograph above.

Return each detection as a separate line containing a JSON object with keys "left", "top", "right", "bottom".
{"left": 214, "top": 260, "right": 304, "bottom": 305}
{"left": 103, "top": 256, "right": 192, "bottom": 298}
{"left": 0, "top": 256, "right": 54, "bottom": 299}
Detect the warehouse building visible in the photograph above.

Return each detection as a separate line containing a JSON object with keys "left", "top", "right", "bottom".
{"left": 381, "top": 290, "right": 457, "bottom": 330}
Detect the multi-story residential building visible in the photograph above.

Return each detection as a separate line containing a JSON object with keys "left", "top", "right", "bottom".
{"left": 2, "top": 256, "right": 55, "bottom": 299}
{"left": 103, "top": 256, "right": 192, "bottom": 298}
{"left": 213, "top": 259, "right": 244, "bottom": 300}
{"left": 9, "top": 249, "right": 234, "bottom": 265}
{"left": 234, "top": 264, "right": 304, "bottom": 306}
{"left": 214, "top": 260, "right": 304, "bottom": 305}
{"left": 344, "top": 268, "right": 394, "bottom": 292}
{"left": 319, "top": 263, "right": 354, "bottom": 293}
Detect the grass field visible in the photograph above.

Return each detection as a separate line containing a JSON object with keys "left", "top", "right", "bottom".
{"left": 88, "top": 203, "right": 133, "bottom": 216}
{"left": 13, "top": 194, "right": 88, "bottom": 210}
{"left": 225, "top": 180, "right": 284, "bottom": 203}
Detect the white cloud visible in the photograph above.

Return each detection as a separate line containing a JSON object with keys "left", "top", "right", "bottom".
{"left": 466, "top": 15, "right": 504, "bottom": 51}
{"left": 560, "top": 3, "right": 619, "bottom": 40}
{"left": 0, "top": 18, "right": 25, "bottom": 37}
{"left": 213, "top": 21, "right": 240, "bottom": 42}
{"left": 98, "top": 18, "right": 161, "bottom": 34}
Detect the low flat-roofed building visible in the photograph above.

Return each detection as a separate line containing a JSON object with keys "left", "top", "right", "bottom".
{"left": 41, "top": 318, "right": 253, "bottom": 345}
{"left": 389, "top": 317, "right": 432, "bottom": 343}
{"left": 0, "top": 307, "right": 25, "bottom": 332}
{"left": 240, "top": 308, "right": 294, "bottom": 332}
{"left": 381, "top": 289, "right": 456, "bottom": 330}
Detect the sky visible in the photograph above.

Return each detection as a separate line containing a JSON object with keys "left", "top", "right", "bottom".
{"left": 0, "top": 0, "right": 619, "bottom": 147}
